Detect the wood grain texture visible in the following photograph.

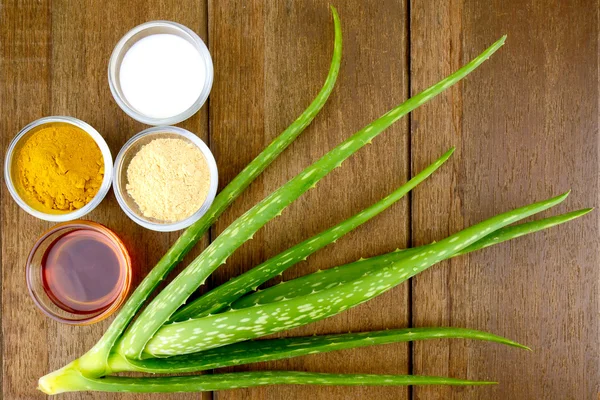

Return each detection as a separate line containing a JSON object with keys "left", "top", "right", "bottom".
{"left": 208, "top": 1, "right": 410, "bottom": 400}
{"left": 0, "top": 1, "right": 598, "bottom": 399}
{"left": 410, "top": 0, "right": 599, "bottom": 399}
{"left": 1, "top": 1, "right": 210, "bottom": 399}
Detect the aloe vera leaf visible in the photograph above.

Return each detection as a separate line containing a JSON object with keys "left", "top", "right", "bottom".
{"left": 170, "top": 148, "right": 455, "bottom": 322}
{"left": 121, "top": 37, "right": 506, "bottom": 360}
{"left": 144, "top": 192, "right": 566, "bottom": 357}
{"left": 453, "top": 207, "right": 593, "bottom": 256}
{"left": 38, "top": 370, "right": 494, "bottom": 395}
{"left": 233, "top": 208, "right": 592, "bottom": 308}
{"left": 232, "top": 252, "right": 404, "bottom": 309}
{"left": 107, "top": 327, "right": 526, "bottom": 374}
{"left": 74, "top": 7, "right": 343, "bottom": 377}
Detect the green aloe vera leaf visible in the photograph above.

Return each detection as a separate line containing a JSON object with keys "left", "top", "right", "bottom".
{"left": 170, "top": 148, "right": 455, "bottom": 322}
{"left": 106, "top": 327, "right": 526, "bottom": 374}
{"left": 38, "top": 370, "right": 494, "bottom": 395}
{"left": 144, "top": 192, "right": 566, "bottom": 357}
{"left": 232, "top": 252, "right": 404, "bottom": 309}
{"left": 75, "top": 7, "right": 343, "bottom": 376}
{"left": 453, "top": 207, "right": 593, "bottom": 256}
{"left": 233, "top": 208, "right": 591, "bottom": 308}
{"left": 121, "top": 36, "right": 506, "bottom": 360}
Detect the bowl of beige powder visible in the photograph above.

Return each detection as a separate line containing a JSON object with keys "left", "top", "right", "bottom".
{"left": 113, "top": 126, "right": 218, "bottom": 231}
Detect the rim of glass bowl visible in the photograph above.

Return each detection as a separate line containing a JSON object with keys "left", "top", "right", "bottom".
{"left": 4, "top": 116, "right": 113, "bottom": 222}
{"left": 108, "top": 20, "right": 214, "bottom": 126}
{"left": 26, "top": 220, "right": 132, "bottom": 325}
{"left": 113, "top": 126, "right": 219, "bottom": 232}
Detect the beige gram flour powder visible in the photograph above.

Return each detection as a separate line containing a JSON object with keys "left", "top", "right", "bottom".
{"left": 126, "top": 138, "right": 210, "bottom": 222}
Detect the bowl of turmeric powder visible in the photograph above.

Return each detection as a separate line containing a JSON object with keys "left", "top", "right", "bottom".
{"left": 4, "top": 116, "right": 113, "bottom": 222}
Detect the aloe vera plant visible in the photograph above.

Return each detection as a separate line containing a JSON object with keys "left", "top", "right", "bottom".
{"left": 119, "top": 34, "right": 507, "bottom": 361}
{"left": 37, "top": 8, "right": 591, "bottom": 395}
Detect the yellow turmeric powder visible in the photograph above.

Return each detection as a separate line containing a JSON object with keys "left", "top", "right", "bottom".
{"left": 15, "top": 123, "right": 104, "bottom": 212}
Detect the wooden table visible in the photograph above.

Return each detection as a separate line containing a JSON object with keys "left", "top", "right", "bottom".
{"left": 1, "top": 1, "right": 597, "bottom": 399}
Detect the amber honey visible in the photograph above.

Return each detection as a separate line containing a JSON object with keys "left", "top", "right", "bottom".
{"left": 40, "top": 228, "right": 129, "bottom": 314}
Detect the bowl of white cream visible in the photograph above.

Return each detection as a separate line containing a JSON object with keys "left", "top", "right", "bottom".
{"left": 108, "top": 21, "right": 213, "bottom": 126}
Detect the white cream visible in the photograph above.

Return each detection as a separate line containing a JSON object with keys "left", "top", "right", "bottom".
{"left": 119, "top": 34, "right": 206, "bottom": 119}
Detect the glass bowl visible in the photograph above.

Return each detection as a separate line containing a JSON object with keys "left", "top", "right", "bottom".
{"left": 26, "top": 221, "right": 131, "bottom": 325}
{"left": 108, "top": 20, "right": 214, "bottom": 126}
{"left": 3, "top": 116, "right": 113, "bottom": 222}
{"left": 113, "top": 126, "right": 218, "bottom": 232}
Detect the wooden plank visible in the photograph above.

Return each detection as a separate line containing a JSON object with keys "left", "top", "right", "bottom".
{"left": 209, "top": 1, "right": 410, "bottom": 399}
{"left": 1, "top": 1, "right": 210, "bottom": 399}
{"left": 410, "top": 0, "right": 599, "bottom": 399}
{"left": 4, "top": 1, "right": 596, "bottom": 399}
{"left": 1, "top": 2, "right": 52, "bottom": 398}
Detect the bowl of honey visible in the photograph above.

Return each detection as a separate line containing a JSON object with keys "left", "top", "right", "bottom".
{"left": 26, "top": 221, "right": 131, "bottom": 325}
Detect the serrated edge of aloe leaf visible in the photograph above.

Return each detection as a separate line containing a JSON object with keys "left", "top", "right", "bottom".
{"left": 144, "top": 192, "right": 566, "bottom": 357}
{"left": 231, "top": 251, "right": 401, "bottom": 309}
{"left": 170, "top": 148, "right": 454, "bottom": 321}
{"left": 39, "top": 370, "right": 495, "bottom": 394}
{"left": 233, "top": 207, "right": 591, "bottom": 308}
{"left": 454, "top": 207, "right": 593, "bottom": 256}
{"left": 107, "top": 327, "right": 526, "bottom": 374}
